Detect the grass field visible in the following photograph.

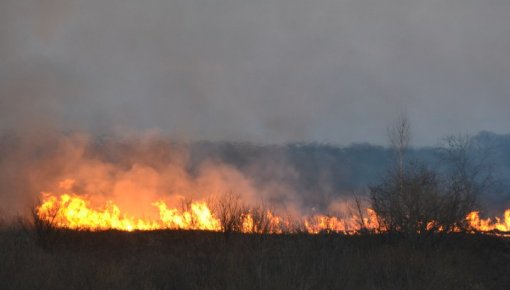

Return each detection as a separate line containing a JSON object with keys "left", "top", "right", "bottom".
{"left": 1, "top": 227, "right": 509, "bottom": 290}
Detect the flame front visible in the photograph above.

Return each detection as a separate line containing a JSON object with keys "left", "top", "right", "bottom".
{"left": 154, "top": 201, "right": 220, "bottom": 231}
{"left": 37, "top": 193, "right": 222, "bottom": 232}
{"left": 35, "top": 192, "right": 380, "bottom": 233}
{"left": 466, "top": 210, "right": 510, "bottom": 234}
{"left": 36, "top": 192, "right": 510, "bottom": 236}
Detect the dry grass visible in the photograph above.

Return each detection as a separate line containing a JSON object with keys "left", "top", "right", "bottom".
{"left": 0, "top": 226, "right": 509, "bottom": 290}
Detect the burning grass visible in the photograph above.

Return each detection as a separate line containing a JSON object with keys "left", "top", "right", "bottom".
{"left": 35, "top": 191, "right": 510, "bottom": 237}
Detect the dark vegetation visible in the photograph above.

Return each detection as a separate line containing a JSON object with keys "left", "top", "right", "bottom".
{"left": 369, "top": 119, "right": 496, "bottom": 235}
{"left": 1, "top": 226, "right": 509, "bottom": 290}
{"left": 2, "top": 222, "right": 509, "bottom": 290}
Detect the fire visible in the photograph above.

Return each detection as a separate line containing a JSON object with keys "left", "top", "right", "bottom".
{"left": 153, "top": 201, "right": 220, "bottom": 231}
{"left": 36, "top": 191, "right": 510, "bottom": 236}
{"left": 39, "top": 193, "right": 167, "bottom": 231}
{"left": 35, "top": 192, "right": 380, "bottom": 234}
{"left": 466, "top": 210, "right": 510, "bottom": 234}
{"left": 37, "top": 193, "right": 225, "bottom": 231}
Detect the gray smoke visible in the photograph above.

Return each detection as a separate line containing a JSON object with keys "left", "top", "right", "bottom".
{"left": 1, "top": 0, "right": 509, "bottom": 145}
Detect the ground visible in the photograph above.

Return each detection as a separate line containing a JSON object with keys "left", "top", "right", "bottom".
{"left": 1, "top": 229, "right": 509, "bottom": 290}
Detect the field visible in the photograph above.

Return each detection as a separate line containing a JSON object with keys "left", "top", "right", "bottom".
{"left": 1, "top": 228, "right": 509, "bottom": 290}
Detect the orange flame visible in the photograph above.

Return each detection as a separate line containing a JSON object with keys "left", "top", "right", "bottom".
{"left": 466, "top": 210, "right": 510, "bottom": 234}
{"left": 36, "top": 192, "right": 381, "bottom": 234}
{"left": 36, "top": 191, "right": 510, "bottom": 236}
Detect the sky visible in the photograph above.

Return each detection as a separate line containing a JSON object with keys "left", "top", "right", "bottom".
{"left": 1, "top": 0, "right": 509, "bottom": 145}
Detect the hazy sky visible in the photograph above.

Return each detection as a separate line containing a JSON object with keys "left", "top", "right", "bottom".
{"left": 1, "top": 0, "right": 509, "bottom": 145}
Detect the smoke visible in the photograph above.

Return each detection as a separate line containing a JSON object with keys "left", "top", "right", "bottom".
{"left": 1, "top": 0, "right": 510, "bottom": 145}
{"left": 1, "top": 0, "right": 509, "bottom": 220}
{"left": 0, "top": 131, "right": 324, "bottom": 219}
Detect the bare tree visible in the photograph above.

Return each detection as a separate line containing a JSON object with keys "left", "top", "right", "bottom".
{"left": 388, "top": 114, "right": 411, "bottom": 183}
{"left": 213, "top": 191, "right": 245, "bottom": 238}
{"left": 351, "top": 191, "right": 368, "bottom": 231}
{"left": 244, "top": 202, "right": 275, "bottom": 234}
{"left": 180, "top": 198, "right": 198, "bottom": 229}
{"left": 371, "top": 115, "right": 416, "bottom": 234}
{"left": 436, "top": 134, "right": 495, "bottom": 230}
{"left": 370, "top": 162, "right": 442, "bottom": 234}
{"left": 370, "top": 119, "right": 496, "bottom": 236}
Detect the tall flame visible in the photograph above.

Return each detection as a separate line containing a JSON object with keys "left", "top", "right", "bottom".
{"left": 36, "top": 192, "right": 510, "bottom": 236}
{"left": 37, "top": 193, "right": 222, "bottom": 232}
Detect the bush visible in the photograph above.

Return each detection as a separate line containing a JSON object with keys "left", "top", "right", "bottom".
{"left": 370, "top": 116, "right": 492, "bottom": 236}
{"left": 370, "top": 133, "right": 493, "bottom": 236}
{"left": 31, "top": 204, "right": 61, "bottom": 249}
{"left": 370, "top": 163, "right": 441, "bottom": 234}
{"left": 213, "top": 192, "right": 245, "bottom": 237}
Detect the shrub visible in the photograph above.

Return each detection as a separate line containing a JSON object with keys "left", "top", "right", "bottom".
{"left": 31, "top": 204, "right": 61, "bottom": 249}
